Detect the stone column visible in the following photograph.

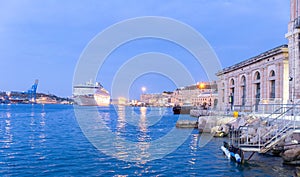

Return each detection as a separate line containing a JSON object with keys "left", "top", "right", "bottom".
{"left": 277, "top": 63, "right": 281, "bottom": 101}
{"left": 247, "top": 72, "right": 252, "bottom": 106}
{"left": 286, "top": 0, "right": 300, "bottom": 101}
{"left": 262, "top": 67, "right": 267, "bottom": 101}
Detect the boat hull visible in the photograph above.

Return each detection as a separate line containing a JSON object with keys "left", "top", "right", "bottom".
{"left": 73, "top": 81, "right": 110, "bottom": 106}
{"left": 221, "top": 142, "right": 244, "bottom": 164}
{"left": 73, "top": 95, "right": 110, "bottom": 106}
{"left": 173, "top": 106, "right": 192, "bottom": 114}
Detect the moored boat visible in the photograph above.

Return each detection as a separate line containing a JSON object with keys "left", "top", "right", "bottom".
{"left": 73, "top": 81, "right": 110, "bottom": 106}
{"left": 173, "top": 102, "right": 193, "bottom": 114}
{"left": 221, "top": 141, "right": 244, "bottom": 164}
{"left": 173, "top": 105, "right": 181, "bottom": 114}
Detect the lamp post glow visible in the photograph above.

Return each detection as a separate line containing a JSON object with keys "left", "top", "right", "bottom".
{"left": 197, "top": 82, "right": 205, "bottom": 90}
{"left": 141, "top": 87, "right": 147, "bottom": 106}
{"left": 141, "top": 87, "right": 146, "bottom": 93}
{"left": 197, "top": 82, "right": 213, "bottom": 108}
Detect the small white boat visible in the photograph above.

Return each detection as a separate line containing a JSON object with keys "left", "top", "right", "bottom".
{"left": 221, "top": 142, "right": 244, "bottom": 164}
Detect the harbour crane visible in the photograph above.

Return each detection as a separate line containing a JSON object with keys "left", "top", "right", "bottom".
{"left": 28, "top": 79, "right": 38, "bottom": 103}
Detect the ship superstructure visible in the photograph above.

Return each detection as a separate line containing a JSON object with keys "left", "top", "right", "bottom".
{"left": 73, "top": 81, "right": 110, "bottom": 106}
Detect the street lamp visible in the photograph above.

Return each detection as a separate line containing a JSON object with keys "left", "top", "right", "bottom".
{"left": 141, "top": 87, "right": 147, "bottom": 106}
{"left": 141, "top": 87, "right": 146, "bottom": 93}
{"left": 197, "top": 82, "right": 205, "bottom": 90}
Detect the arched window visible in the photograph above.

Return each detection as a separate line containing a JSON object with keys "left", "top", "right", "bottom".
{"left": 230, "top": 78, "right": 235, "bottom": 86}
{"left": 253, "top": 71, "right": 261, "bottom": 111}
{"left": 269, "top": 70, "right": 275, "bottom": 99}
{"left": 241, "top": 76, "right": 246, "bottom": 105}
{"left": 254, "top": 71, "right": 260, "bottom": 80}
{"left": 229, "top": 78, "right": 235, "bottom": 106}
{"left": 270, "top": 70, "right": 275, "bottom": 77}
{"left": 241, "top": 76, "right": 246, "bottom": 85}
{"left": 221, "top": 82, "right": 225, "bottom": 103}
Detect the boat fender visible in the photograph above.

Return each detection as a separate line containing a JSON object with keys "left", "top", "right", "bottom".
{"left": 234, "top": 154, "right": 241, "bottom": 163}
{"left": 221, "top": 146, "right": 230, "bottom": 159}
{"left": 230, "top": 152, "right": 235, "bottom": 158}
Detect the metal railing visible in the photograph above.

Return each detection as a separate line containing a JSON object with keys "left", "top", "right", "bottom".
{"left": 230, "top": 103, "right": 300, "bottom": 153}
{"left": 226, "top": 98, "right": 289, "bottom": 113}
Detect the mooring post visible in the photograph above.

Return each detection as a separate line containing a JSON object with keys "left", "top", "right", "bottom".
{"left": 247, "top": 152, "right": 255, "bottom": 161}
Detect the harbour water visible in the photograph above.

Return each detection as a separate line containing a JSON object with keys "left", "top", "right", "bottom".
{"left": 0, "top": 104, "right": 297, "bottom": 176}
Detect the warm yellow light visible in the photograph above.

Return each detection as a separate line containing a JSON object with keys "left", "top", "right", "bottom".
{"left": 197, "top": 82, "right": 205, "bottom": 89}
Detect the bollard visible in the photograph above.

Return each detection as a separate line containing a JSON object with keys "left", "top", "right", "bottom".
{"left": 233, "top": 111, "right": 238, "bottom": 118}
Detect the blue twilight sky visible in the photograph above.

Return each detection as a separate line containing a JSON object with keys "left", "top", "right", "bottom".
{"left": 0, "top": 0, "right": 289, "bottom": 99}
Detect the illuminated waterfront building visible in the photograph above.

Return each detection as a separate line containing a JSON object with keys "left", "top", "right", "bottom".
{"left": 140, "top": 92, "right": 172, "bottom": 106}
{"left": 171, "top": 82, "right": 218, "bottom": 107}
{"left": 216, "top": 45, "right": 289, "bottom": 111}
{"left": 216, "top": 0, "right": 300, "bottom": 111}
{"left": 139, "top": 82, "right": 217, "bottom": 107}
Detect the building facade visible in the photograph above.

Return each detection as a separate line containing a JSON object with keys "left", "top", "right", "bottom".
{"left": 139, "top": 82, "right": 218, "bottom": 108}
{"left": 171, "top": 82, "right": 218, "bottom": 108}
{"left": 216, "top": 45, "right": 289, "bottom": 111}
{"left": 140, "top": 92, "right": 172, "bottom": 106}
{"left": 286, "top": 0, "right": 300, "bottom": 101}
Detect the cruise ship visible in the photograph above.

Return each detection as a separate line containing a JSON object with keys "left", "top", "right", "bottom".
{"left": 73, "top": 81, "right": 110, "bottom": 106}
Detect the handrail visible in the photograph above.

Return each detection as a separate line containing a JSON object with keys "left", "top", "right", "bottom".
{"left": 262, "top": 121, "right": 292, "bottom": 147}
{"left": 267, "top": 107, "right": 293, "bottom": 125}
{"left": 232, "top": 103, "right": 300, "bottom": 153}
{"left": 261, "top": 106, "right": 288, "bottom": 120}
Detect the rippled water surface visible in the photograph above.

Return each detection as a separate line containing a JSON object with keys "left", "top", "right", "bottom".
{"left": 0, "top": 104, "right": 297, "bottom": 176}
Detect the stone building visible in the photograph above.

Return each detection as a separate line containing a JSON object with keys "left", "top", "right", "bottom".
{"left": 140, "top": 82, "right": 218, "bottom": 107}
{"left": 140, "top": 91, "right": 172, "bottom": 106}
{"left": 286, "top": 0, "right": 300, "bottom": 101}
{"left": 216, "top": 45, "right": 289, "bottom": 111}
{"left": 171, "top": 82, "right": 218, "bottom": 107}
{"left": 216, "top": 0, "right": 300, "bottom": 111}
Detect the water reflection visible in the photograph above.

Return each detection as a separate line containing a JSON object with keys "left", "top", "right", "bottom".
{"left": 139, "top": 107, "right": 147, "bottom": 135}
{"left": 0, "top": 105, "right": 14, "bottom": 162}
{"left": 39, "top": 106, "right": 46, "bottom": 142}
{"left": 3, "top": 107, "right": 12, "bottom": 149}
{"left": 0, "top": 105, "right": 295, "bottom": 176}
{"left": 188, "top": 134, "right": 199, "bottom": 166}
{"left": 29, "top": 105, "right": 36, "bottom": 149}
{"left": 114, "top": 106, "right": 151, "bottom": 163}
{"left": 27, "top": 105, "right": 47, "bottom": 160}
{"left": 126, "top": 107, "right": 163, "bottom": 127}
{"left": 38, "top": 106, "right": 46, "bottom": 160}
{"left": 116, "top": 106, "right": 126, "bottom": 132}
{"left": 137, "top": 107, "right": 150, "bottom": 164}
{"left": 115, "top": 106, "right": 129, "bottom": 160}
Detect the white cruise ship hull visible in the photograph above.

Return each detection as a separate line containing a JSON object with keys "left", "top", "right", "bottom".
{"left": 73, "top": 81, "right": 110, "bottom": 106}
{"left": 73, "top": 95, "right": 110, "bottom": 106}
